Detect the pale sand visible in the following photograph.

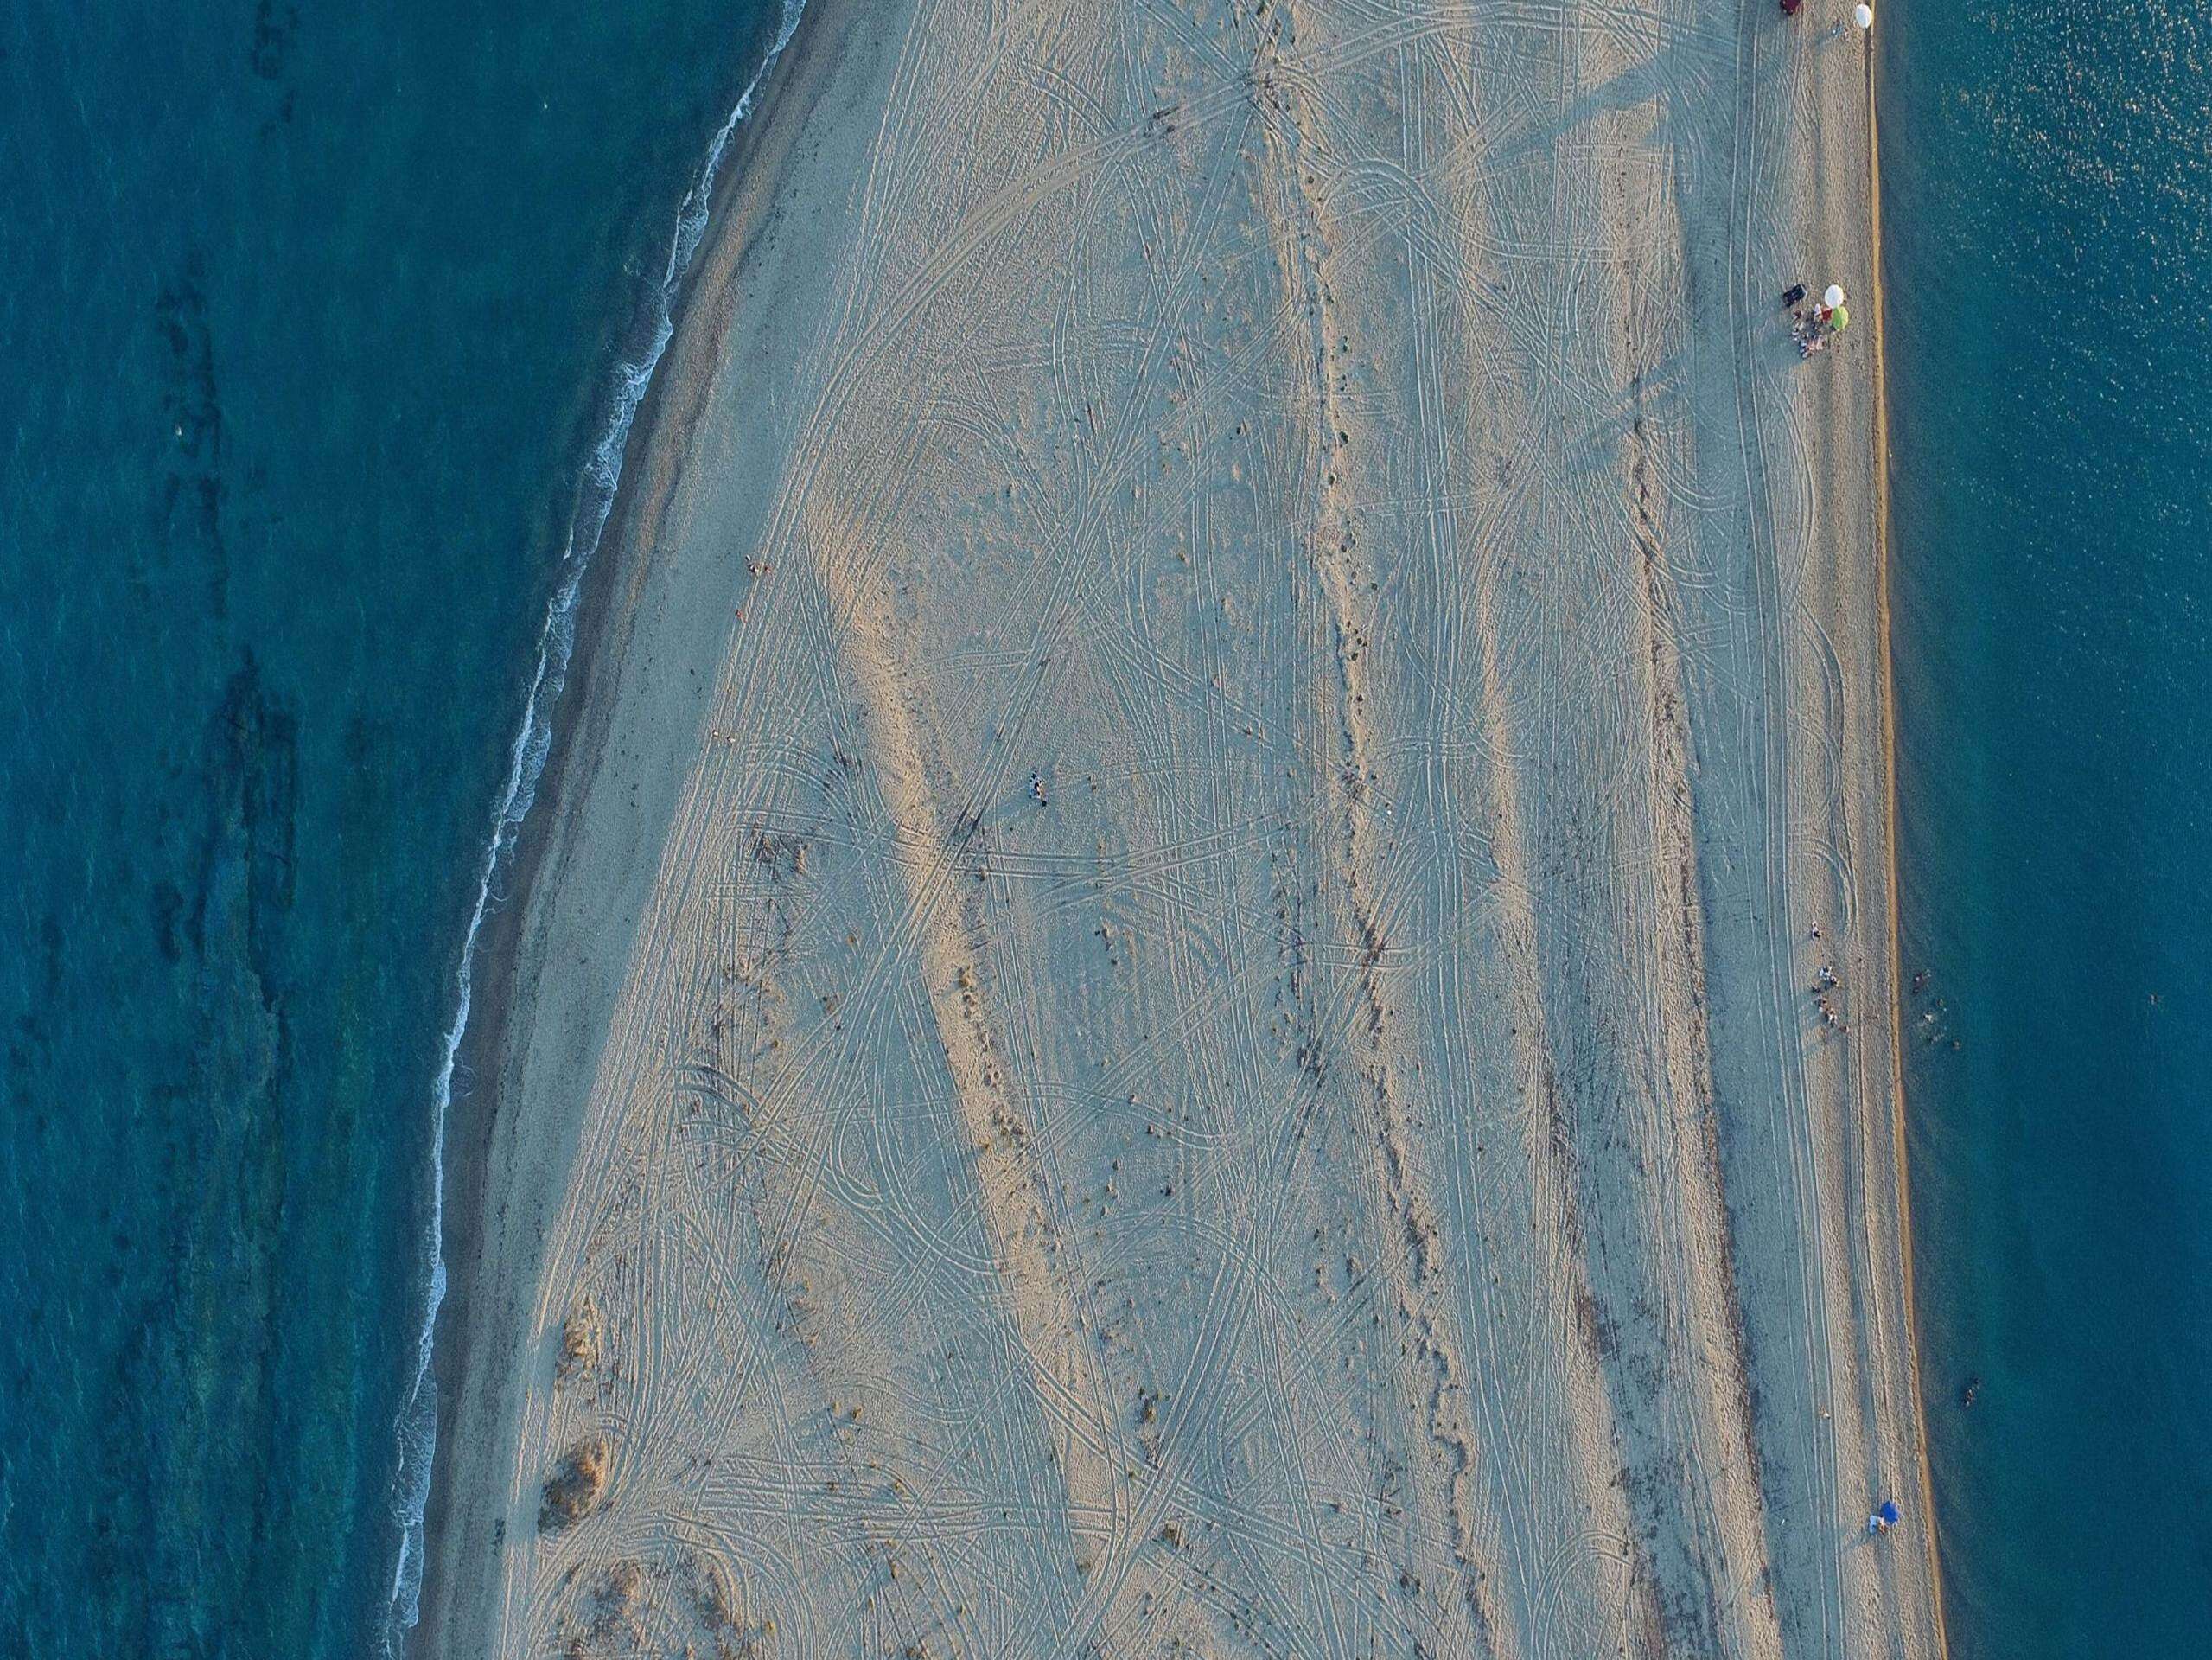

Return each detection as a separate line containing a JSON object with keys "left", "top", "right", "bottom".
{"left": 419, "top": 3, "right": 1942, "bottom": 1657}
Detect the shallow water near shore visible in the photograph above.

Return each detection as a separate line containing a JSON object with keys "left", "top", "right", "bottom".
{"left": 0, "top": 3, "right": 779, "bottom": 1654}
{"left": 1883, "top": 2, "right": 2212, "bottom": 1650}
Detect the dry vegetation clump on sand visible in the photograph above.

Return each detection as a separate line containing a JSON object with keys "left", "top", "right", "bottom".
{"left": 552, "top": 1550, "right": 772, "bottom": 1660}
{"left": 556, "top": 1293, "right": 603, "bottom": 1382}
{"left": 557, "top": 1559, "right": 644, "bottom": 1660}
{"left": 539, "top": 1436, "right": 609, "bottom": 1533}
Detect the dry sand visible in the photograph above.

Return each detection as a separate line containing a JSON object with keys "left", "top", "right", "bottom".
{"left": 418, "top": 2, "right": 1942, "bottom": 1657}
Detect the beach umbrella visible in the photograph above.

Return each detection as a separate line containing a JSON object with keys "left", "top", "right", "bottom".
{"left": 1878, "top": 1500, "right": 1902, "bottom": 1526}
{"left": 1824, "top": 284, "right": 1845, "bottom": 309}
{"left": 1828, "top": 305, "right": 1851, "bottom": 332}
{"left": 1854, "top": 3, "right": 1873, "bottom": 28}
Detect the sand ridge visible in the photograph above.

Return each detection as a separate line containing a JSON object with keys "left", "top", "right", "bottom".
{"left": 420, "top": 2, "right": 1941, "bottom": 1657}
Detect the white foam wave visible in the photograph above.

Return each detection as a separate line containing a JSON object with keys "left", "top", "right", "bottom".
{"left": 379, "top": 5, "right": 808, "bottom": 1650}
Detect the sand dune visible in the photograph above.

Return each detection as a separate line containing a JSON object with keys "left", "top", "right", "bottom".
{"left": 418, "top": 2, "right": 1941, "bottom": 1657}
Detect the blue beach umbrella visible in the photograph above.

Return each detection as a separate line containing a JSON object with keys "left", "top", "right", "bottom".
{"left": 1879, "top": 1500, "right": 1902, "bottom": 1527}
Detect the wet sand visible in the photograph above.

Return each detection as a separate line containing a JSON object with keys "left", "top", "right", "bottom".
{"left": 418, "top": 3, "right": 1943, "bottom": 1657}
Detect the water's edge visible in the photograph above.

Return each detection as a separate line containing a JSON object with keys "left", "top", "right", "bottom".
{"left": 1868, "top": 18, "right": 1952, "bottom": 1652}
{"left": 379, "top": 6, "right": 807, "bottom": 1648}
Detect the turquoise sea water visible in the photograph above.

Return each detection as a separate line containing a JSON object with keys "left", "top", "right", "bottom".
{"left": 1884, "top": 2, "right": 2212, "bottom": 1651}
{"left": 10, "top": 2, "right": 2197, "bottom": 1656}
{"left": 0, "top": 3, "right": 786, "bottom": 1655}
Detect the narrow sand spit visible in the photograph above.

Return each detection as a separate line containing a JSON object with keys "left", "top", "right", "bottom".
{"left": 418, "top": 3, "right": 1941, "bottom": 1657}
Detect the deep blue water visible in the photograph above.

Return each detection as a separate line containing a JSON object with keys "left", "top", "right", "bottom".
{"left": 0, "top": 3, "right": 785, "bottom": 1655}
{"left": 1884, "top": 2, "right": 2212, "bottom": 1652}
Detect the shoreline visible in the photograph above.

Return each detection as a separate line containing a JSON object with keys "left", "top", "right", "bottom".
{"left": 1866, "top": 16, "right": 1954, "bottom": 1652}
{"left": 1771, "top": 9, "right": 1949, "bottom": 1651}
{"left": 408, "top": 3, "right": 845, "bottom": 1650}
{"left": 417, "top": 3, "right": 1947, "bottom": 1655}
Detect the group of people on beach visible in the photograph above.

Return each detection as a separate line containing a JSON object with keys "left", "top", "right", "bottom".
{"left": 1781, "top": 283, "right": 1851, "bottom": 357}
{"left": 1776, "top": 0, "right": 1877, "bottom": 363}
{"left": 1806, "top": 925, "right": 1850, "bottom": 1031}
{"left": 1779, "top": 0, "right": 1877, "bottom": 26}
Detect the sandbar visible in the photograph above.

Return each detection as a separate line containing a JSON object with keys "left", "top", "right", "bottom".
{"left": 418, "top": 3, "right": 1944, "bottom": 1657}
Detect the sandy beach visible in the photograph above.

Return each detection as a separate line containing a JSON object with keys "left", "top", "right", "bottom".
{"left": 417, "top": 2, "right": 1942, "bottom": 1657}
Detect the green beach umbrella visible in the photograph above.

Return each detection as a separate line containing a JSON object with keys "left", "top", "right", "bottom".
{"left": 1828, "top": 304, "right": 1851, "bottom": 332}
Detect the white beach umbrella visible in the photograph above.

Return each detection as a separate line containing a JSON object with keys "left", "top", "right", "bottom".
{"left": 1854, "top": 3, "right": 1874, "bottom": 29}
{"left": 1823, "top": 284, "right": 1845, "bottom": 310}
